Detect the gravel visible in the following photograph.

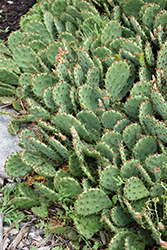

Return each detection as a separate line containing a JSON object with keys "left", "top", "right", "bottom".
{"left": 0, "top": 104, "right": 23, "bottom": 179}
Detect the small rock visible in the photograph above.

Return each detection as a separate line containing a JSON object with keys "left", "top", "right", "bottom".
{"left": 0, "top": 177, "right": 4, "bottom": 187}
{"left": 0, "top": 104, "right": 24, "bottom": 179}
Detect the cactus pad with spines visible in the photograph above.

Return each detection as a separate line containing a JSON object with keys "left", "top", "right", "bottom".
{"left": 75, "top": 188, "right": 112, "bottom": 216}
{"left": 132, "top": 135, "right": 158, "bottom": 162}
{"left": 55, "top": 176, "right": 82, "bottom": 200}
{"left": 74, "top": 214, "right": 103, "bottom": 239}
{"left": 31, "top": 73, "right": 56, "bottom": 99}
{"left": 99, "top": 165, "right": 119, "bottom": 191}
{"left": 105, "top": 60, "right": 130, "bottom": 103}
{"left": 11, "top": 197, "right": 39, "bottom": 209}
{"left": 34, "top": 182, "right": 60, "bottom": 202}
{"left": 123, "top": 176, "right": 149, "bottom": 201}
{"left": 2, "top": 0, "right": 167, "bottom": 248}
{"left": 5, "top": 152, "right": 32, "bottom": 178}
{"left": 76, "top": 110, "right": 101, "bottom": 142}
{"left": 111, "top": 206, "right": 133, "bottom": 227}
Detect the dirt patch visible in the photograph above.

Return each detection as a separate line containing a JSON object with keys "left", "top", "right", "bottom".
{"left": 0, "top": 0, "right": 37, "bottom": 42}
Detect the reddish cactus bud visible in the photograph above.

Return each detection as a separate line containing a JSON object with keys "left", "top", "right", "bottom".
{"left": 58, "top": 47, "right": 64, "bottom": 55}
{"left": 160, "top": 239, "right": 167, "bottom": 249}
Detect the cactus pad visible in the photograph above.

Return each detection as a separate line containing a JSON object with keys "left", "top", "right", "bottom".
{"left": 123, "top": 177, "right": 149, "bottom": 201}
{"left": 75, "top": 188, "right": 112, "bottom": 216}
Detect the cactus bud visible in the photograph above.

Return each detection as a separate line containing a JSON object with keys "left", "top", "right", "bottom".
{"left": 135, "top": 212, "right": 142, "bottom": 220}
{"left": 64, "top": 46, "right": 69, "bottom": 54}
{"left": 154, "top": 167, "right": 160, "bottom": 173}
{"left": 150, "top": 74, "right": 156, "bottom": 85}
{"left": 153, "top": 28, "right": 157, "bottom": 37}
{"left": 158, "top": 24, "right": 163, "bottom": 32}
{"left": 55, "top": 54, "right": 67, "bottom": 64}
{"left": 52, "top": 68, "right": 57, "bottom": 75}
{"left": 98, "top": 98, "right": 103, "bottom": 107}
{"left": 102, "top": 93, "right": 110, "bottom": 100}
{"left": 58, "top": 132, "right": 66, "bottom": 141}
{"left": 159, "top": 222, "right": 165, "bottom": 230}
{"left": 70, "top": 126, "right": 78, "bottom": 138}
{"left": 55, "top": 54, "right": 62, "bottom": 63}
{"left": 152, "top": 197, "right": 159, "bottom": 203}
{"left": 160, "top": 69, "right": 165, "bottom": 78}
{"left": 58, "top": 47, "right": 64, "bottom": 55}
{"left": 160, "top": 239, "right": 167, "bottom": 249}
{"left": 150, "top": 31, "right": 156, "bottom": 40}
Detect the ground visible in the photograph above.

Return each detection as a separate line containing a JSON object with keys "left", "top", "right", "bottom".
{"left": 0, "top": 0, "right": 37, "bottom": 43}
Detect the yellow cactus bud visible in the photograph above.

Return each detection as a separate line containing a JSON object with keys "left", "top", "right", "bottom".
{"left": 70, "top": 126, "right": 78, "bottom": 138}
{"left": 135, "top": 212, "right": 142, "bottom": 220}
{"left": 159, "top": 222, "right": 165, "bottom": 230}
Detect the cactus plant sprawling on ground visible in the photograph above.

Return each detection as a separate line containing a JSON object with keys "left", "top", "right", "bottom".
{"left": 1, "top": 0, "right": 167, "bottom": 249}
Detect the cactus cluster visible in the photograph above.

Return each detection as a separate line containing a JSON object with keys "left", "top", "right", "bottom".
{"left": 1, "top": 0, "right": 167, "bottom": 248}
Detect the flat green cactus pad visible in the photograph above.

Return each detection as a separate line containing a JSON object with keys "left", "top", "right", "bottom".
{"left": 75, "top": 188, "right": 112, "bottom": 216}
{"left": 123, "top": 176, "right": 149, "bottom": 201}
{"left": 55, "top": 177, "right": 82, "bottom": 199}
{"left": 74, "top": 215, "right": 103, "bottom": 239}
{"left": 5, "top": 152, "right": 31, "bottom": 178}
{"left": 11, "top": 197, "right": 39, "bottom": 209}
{"left": 111, "top": 206, "right": 133, "bottom": 227}
{"left": 109, "top": 230, "right": 143, "bottom": 250}
{"left": 99, "top": 165, "right": 119, "bottom": 191}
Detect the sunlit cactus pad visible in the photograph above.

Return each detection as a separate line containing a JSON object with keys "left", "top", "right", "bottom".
{"left": 2, "top": 0, "right": 167, "bottom": 249}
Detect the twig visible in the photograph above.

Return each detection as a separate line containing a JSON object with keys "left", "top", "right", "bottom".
{"left": 19, "top": 100, "right": 27, "bottom": 114}
{"left": 0, "top": 104, "right": 11, "bottom": 109}
{"left": 8, "top": 221, "right": 33, "bottom": 250}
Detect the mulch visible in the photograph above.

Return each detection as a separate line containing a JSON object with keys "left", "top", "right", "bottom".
{"left": 0, "top": 178, "right": 75, "bottom": 250}
{"left": 0, "top": 0, "right": 37, "bottom": 43}
{"left": 3, "top": 219, "right": 72, "bottom": 250}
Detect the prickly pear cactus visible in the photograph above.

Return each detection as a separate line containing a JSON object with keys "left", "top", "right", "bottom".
{"left": 2, "top": 0, "right": 167, "bottom": 249}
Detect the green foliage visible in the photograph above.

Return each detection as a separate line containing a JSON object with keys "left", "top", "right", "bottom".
{"left": 1, "top": 0, "right": 167, "bottom": 249}
{"left": 0, "top": 181, "right": 30, "bottom": 230}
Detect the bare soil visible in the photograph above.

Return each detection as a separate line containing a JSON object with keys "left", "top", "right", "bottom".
{"left": 0, "top": 0, "right": 37, "bottom": 42}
